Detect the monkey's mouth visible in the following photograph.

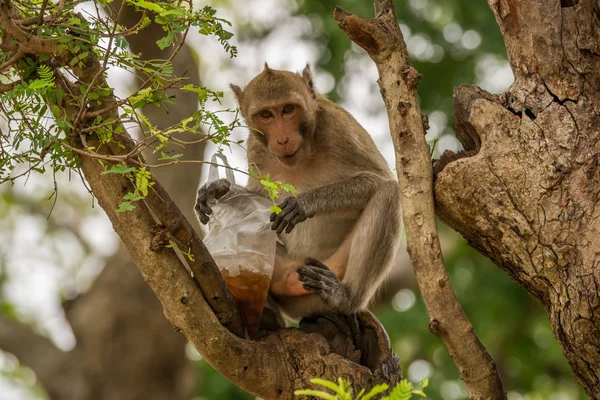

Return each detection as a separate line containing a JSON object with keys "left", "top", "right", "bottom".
{"left": 281, "top": 149, "right": 298, "bottom": 158}
{"left": 277, "top": 148, "right": 300, "bottom": 165}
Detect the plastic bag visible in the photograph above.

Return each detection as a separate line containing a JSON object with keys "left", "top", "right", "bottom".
{"left": 203, "top": 153, "right": 277, "bottom": 339}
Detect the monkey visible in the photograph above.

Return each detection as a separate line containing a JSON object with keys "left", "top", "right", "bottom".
{"left": 195, "top": 63, "right": 401, "bottom": 321}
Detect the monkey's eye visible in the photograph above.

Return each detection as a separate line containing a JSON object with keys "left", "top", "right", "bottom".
{"left": 282, "top": 104, "right": 294, "bottom": 114}
{"left": 259, "top": 110, "right": 273, "bottom": 119}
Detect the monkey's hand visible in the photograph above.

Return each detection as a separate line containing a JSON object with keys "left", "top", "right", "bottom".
{"left": 194, "top": 178, "right": 231, "bottom": 224}
{"left": 270, "top": 196, "right": 313, "bottom": 234}
{"left": 297, "top": 258, "right": 350, "bottom": 310}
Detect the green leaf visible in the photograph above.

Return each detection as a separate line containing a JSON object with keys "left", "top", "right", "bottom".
{"left": 123, "top": 192, "right": 144, "bottom": 201}
{"left": 310, "top": 378, "right": 348, "bottom": 398}
{"left": 101, "top": 164, "right": 136, "bottom": 175}
{"left": 160, "top": 8, "right": 186, "bottom": 17}
{"left": 293, "top": 390, "right": 337, "bottom": 400}
{"left": 381, "top": 379, "right": 417, "bottom": 400}
{"left": 135, "top": 166, "right": 153, "bottom": 197}
{"left": 360, "top": 383, "right": 389, "bottom": 400}
{"left": 56, "top": 85, "right": 64, "bottom": 104}
{"left": 29, "top": 79, "right": 52, "bottom": 89}
{"left": 159, "top": 151, "right": 183, "bottom": 160}
{"left": 269, "top": 205, "right": 282, "bottom": 214}
{"left": 282, "top": 183, "right": 297, "bottom": 195}
{"left": 130, "top": 0, "right": 165, "bottom": 12}
{"left": 129, "top": 87, "right": 153, "bottom": 108}
{"left": 117, "top": 202, "right": 135, "bottom": 212}
{"left": 156, "top": 31, "right": 175, "bottom": 50}
{"left": 181, "top": 84, "right": 208, "bottom": 101}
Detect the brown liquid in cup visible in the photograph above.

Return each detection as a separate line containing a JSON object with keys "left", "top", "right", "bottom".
{"left": 221, "top": 270, "right": 271, "bottom": 339}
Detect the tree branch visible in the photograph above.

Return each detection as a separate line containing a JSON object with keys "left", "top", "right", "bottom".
{"left": 0, "top": 51, "right": 23, "bottom": 73}
{"left": 69, "top": 20, "right": 400, "bottom": 400}
{"left": 0, "top": 81, "right": 18, "bottom": 92}
{"left": 76, "top": 135, "right": 399, "bottom": 397}
{"left": 335, "top": 2, "right": 506, "bottom": 399}
{"left": 432, "top": 0, "right": 600, "bottom": 397}
{"left": 0, "top": 4, "right": 403, "bottom": 398}
{"left": 0, "top": 0, "right": 60, "bottom": 54}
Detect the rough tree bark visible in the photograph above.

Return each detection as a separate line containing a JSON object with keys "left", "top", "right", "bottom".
{"left": 335, "top": 2, "right": 505, "bottom": 399}
{"left": 0, "top": 1, "right": 401, "bottom": 398}
{"left": 10, "top": 0, "right": 599, "bottom": 398}
{"left": 434, "top": 0, "right": 600, "bottom": 397}
{"left": 0, "top": 3, "right": 203, "bottom": 399}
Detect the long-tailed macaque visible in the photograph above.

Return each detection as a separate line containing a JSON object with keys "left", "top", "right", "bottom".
{"left": 195, "top": 63, "right": 401, "bottom": 320}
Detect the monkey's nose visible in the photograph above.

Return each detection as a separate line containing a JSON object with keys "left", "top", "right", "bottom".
{"left": 277, "top": 137, "right": 289, "bottom": 145}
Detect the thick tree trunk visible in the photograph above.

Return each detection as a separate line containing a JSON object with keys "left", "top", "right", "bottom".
{"left": 10, "top": 0, "right": 600, "bottom": 397}
{"left": 64, "top": 3, "right": 207, "bottom": 398}
{"left": 434, "top": 0, "right": 600, "bottom": 396}
{"left": 2, "top": 2, "right": 402, "bottom": 397}
{"left": 0, "top": 4, "right": 203, "bottom": 398}
{"left": 64, "top": 246, "right": 195, "bottom": 400}
{"left": 335, "top": 2, "right": 506, "bottom": 398}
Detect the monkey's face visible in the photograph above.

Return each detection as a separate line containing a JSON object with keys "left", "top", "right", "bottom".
{"left": 250, "top": 102, "right": 306, "bottom": 167}
{"left": 231, "top": 64, "right": 318, "bottom": 167}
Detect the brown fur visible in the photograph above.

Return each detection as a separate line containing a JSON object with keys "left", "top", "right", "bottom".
{"left": 230, "top": 64, "right": 402, "bottom": 320}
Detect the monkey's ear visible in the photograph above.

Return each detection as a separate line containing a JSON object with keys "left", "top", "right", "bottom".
{"left": 302, "top": 63, "right": 317, "bottom": 100}
{"left": 263, "top": 62, "right": 273, "bottom": 75}
{"left": 230, "top": 84, "right": 243, "bottom": 104}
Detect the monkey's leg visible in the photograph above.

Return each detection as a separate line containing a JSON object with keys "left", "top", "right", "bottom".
{"left": 270, "top": 243, "right": 308, "bottom": 296}
{"left": 298, "top": 181, "right": 401, "bottom": 313}
{"left": 270, "top": 238, "right": 352, "bottom": 297}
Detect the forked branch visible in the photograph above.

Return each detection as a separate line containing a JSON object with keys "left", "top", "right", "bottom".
{"left": 335, "top": 1, "right": 506, "bottom": 399}
{"left": 0, "top": 3, "right": 401, "bottom": 398}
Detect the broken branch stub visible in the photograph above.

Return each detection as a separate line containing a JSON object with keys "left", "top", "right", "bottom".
{"left": 335, "top": 1, "right": 506, "bottom": 399}
{"left": 0, "top": 3, "right": 407, "bottom": 397}
{"left": 434, "top": 0, "right": 600, "bottom": 397}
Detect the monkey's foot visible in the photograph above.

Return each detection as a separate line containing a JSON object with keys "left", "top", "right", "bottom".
{"left": 297, "top": 258, "right": 349, "bottom": 308}
{"left": 299, "top": 311, "right": 399, "bottom": 376}
{"left": 255, "top": 295, "right": 286, "bottom": 339}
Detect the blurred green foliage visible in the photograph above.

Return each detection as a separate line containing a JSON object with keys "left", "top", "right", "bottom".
{"left": 193, "top": 0, "right": 588, "bottom": 399}
{"left": 300, "top": 0, "right": 505, "bottom": 113}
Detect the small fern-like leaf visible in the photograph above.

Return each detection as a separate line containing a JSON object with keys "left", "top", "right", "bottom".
{"left": 360, "top": 383, "right": 389, "bottom": 400}
{"left": 310, "top": 378, "right": 349, "bottom": 398}
{"left": 382, "top": 379, "right": 413, "bottom": 400}
{"left": 293, "top": 389, "right": 337, "bottom": 400}
{"left": 135, "top": 166, "right": 152, "bottom": 197}
{"left": 38, "top": 65, "right": 54, "bottom": 83}
{"left": 29, "top": 65, "right": 55, "bottom": 89}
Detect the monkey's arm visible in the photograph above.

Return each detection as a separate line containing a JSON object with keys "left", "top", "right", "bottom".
{"left": 270, "top": 172, "right": 388, "bottom": 234}
{"left": 274, "top": 180, "right": 401, "bottom": 316}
